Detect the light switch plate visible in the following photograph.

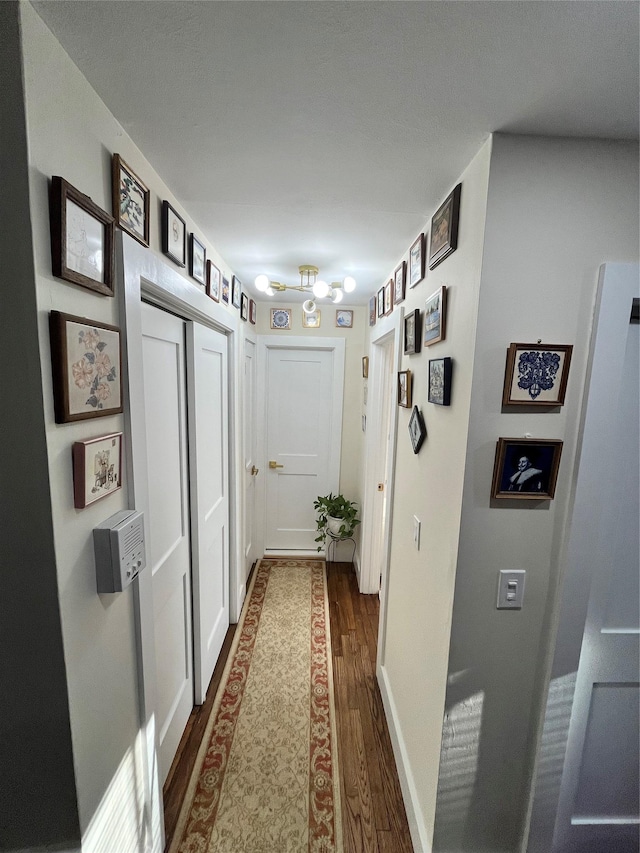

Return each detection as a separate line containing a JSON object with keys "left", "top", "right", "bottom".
{"left": 497, "top": 569, "right": 526, "bottom": 609}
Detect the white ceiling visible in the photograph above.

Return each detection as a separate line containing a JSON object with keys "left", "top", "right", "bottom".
{"left": 33, "top": 1, "right": 639, "bottom": 304}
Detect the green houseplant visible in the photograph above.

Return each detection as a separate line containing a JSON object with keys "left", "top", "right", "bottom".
{"left": 314, "top": 493, "right": 360, "bottom": 550}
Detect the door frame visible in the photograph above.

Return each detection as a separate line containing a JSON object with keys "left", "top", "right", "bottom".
{"left": 256, "top": 335, "right": 346, "bottom": 556}
{"left": 241, "top": 326, "right": 259, "bottom": 602}
{"left": 118, "top": 233, "right": 241, "bottom": 845}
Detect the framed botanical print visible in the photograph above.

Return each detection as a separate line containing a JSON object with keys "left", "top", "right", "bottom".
{"left": 491, "top": 438, "right": 563, "bottom": 500}
{"left": 72, "top": 432, "right": 122, "bottom": 508}
{"left": 222, "top": 276, "right": 230, "bottom": 304}
{"left": 404, "top": 309, "right": 421, "bottom": 355}
{"left": 49, "top": 311, "right": 123, "bottom": 423}
{"left": 409, "top": 233, "right": 425, "bottom": 288}
{"left": 336, "top": 309, "right": 353, "bottom": 328}
{"left": 241, "top": 292, "right": 249, "bottom": 321}
{"left": 303, "top": 309, "right": 321, "bottom": 328}
{"left": 232, "top": 275, "right": 242, "bottom": 309}
{"left": 384, "top": 280, "right": 393, "bottom": 316}
{"left": 189, "top": 234, "right": 206, "bottom": 285}
{"left": 424, "top": 285, "right": 447, "bottom": 346}
{"left": 397, "top": 370, "right": 412, "bottom": 408}
{"left": 249, "top": 298, "right": 257, "bottom": 325}
{"left": 111, "top": 154, "right": 149, "bottom": 247}
{"left": 271, "top": 308, "right": 291, "bottom": 330}
{"left": 502, "top": 343, "right": 573, "bottom": 407}
{"left": 369, "top": 295, "right": 377, "bottom": 327}
{"left": 50, "top": 176, "right": 115, "bottom": 296}
{"left": 206, "top": 260, "right": 221, "bottom": 302}
{"left": 428, "top": 357, "right": 452, "bottom": 405}
{"left": 161, "top": 200, "right": 186, "bottom": 267}
{"left": 429, "top": 183, "right": 461, "bottom": 269}
{"left": 394, "top": 261, "right": 406, "bottom": 305}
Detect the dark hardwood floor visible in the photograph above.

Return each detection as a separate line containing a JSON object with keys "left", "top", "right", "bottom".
{"left": 163, "top": 560, "right": 414, "bottom": 852}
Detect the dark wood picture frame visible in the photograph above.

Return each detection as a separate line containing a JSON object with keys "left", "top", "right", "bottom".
{"left": 50, "top": 176, "right": 115, "bottom": 296}
{"left": 73, "top": 432, "right": 123, "bottom": 508}
{"left": 249, "top": 298, "right": 257, "bottom": 325}
{"left": 398, "top": 370, "right": 412, "bottom": 408}
{"left": 232, "top": 275, "right": 242, "bottom": 309}
{"left": 241, "top": 292, "right": 249, "bottom": 321}
{"left": 206, "top": 260, "right": 221, "bottom": 302}
{"left": 429, "top": 183, "right": 461, "bottom": 269}
{"left": 408, "top": 406, "right": 426, "bottom": 454}
{"left": 161, "top": 200, "right": 186, "bottom": 267}
{"left": 428, "top": 357, "right": 452, "bottom": 406}
{"left": 502, "top": 343, "right": 573, "bottom": 407}
{"left": 394, "top": 261, "right": 407, "bottom": 305}
{"left": 377, "top": 287, "right": 385, "bottom": 318}
{"left": 49, "top": 311, "right": 123, "bottom": 423}
{"left": 491, "top": 438, "right": 563, "bottom": 500}
{"left": 189, "top": 233, "right": 206, "bottom": 285}
{"left": 111, "top": 154, "right": 149, "bottom": 247}
{"left": 424, "top": 285, "right": 447, "bottom": 346}
{"left": 222, "top": 276, "right": 230, "bottom": 304}
{"left": 384, "top": 280, "right": 394, "bottom": 316}
{"left": 404, "top": 309, "right": 421, "bottom": 355}
{"left": 409, "top": 233, "right": 426, "bottom": 288}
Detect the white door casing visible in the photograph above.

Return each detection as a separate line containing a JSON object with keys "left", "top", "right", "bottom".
{"left": 243, "top": 334, "right": 260, "bottom": 586}
{"left": 187, "top": 322, "right": 230, "bottom": 705}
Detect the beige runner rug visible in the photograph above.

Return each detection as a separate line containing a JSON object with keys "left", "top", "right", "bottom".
{"left": 169, "top": 557, "right": 343, "bottom": 853}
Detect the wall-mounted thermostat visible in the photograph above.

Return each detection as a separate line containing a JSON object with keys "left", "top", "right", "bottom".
{"left": 93, "top": 509, "right": 146, "bottom": 593}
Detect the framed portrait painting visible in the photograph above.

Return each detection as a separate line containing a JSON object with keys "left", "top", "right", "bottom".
{"left": 161, "top": 200, "right": 186, "bottom": 267}
{"left": 111, "top": 154, "right": 149, "bottom": 247}
{"left": 394, "top": 261, "right": 406, "bottom": 305}
{"left": 424, "top": 285, "right": 447, "bottom": 346}
{"left": 491, "top": 438, "right": 563, "bottom": 500}
{"left": 50, "top": 176, "right": 115, "bottom": 296}
{"left": 502, "top": 343, "right": 573, "bottom": 407}
{"left": 428, "top": 357, "right": 452, "bottom": 406}
{"left": 408, "top": 406, "right": 426, "bottom": 454}
{"left": 72, "top": 432, "right": 122, "bottom": 508}
{"left": 397, "top": 370, "right": 412, "bottom": 408}
{"left": 49, "top": 311, "right": 123, "bottom": 423}
{"left": 404, "top": 309, "right": 421, "bottom": 355}
{"left": 189, "top": 234, "right": 206, "bottom": 285}
{"left": 206, "top": 260, "right": 221, "bottom": 302}
{"left": 429, "top": 183, "right": 461, "bottom": 270}
{"left": 409, "top": 233, "right": 425, "bottom": 288}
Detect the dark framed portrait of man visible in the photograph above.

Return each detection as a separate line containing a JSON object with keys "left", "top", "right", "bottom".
{"left": 491, "top": 438, "right": 563, "bottom": 500}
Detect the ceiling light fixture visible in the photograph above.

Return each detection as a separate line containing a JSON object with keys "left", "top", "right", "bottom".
{"left": 255, "top": 265, "right": 356, "bottom": 308}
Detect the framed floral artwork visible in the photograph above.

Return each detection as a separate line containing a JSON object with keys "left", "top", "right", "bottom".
{"left": 336, "top": 309, "right": 353, "bottom": 328}
{"left": 249, "top": 298, "right": 257, "bottom": 324}
{"left": 49, "top": 311, "right": 123, "bottom": 423}
{"left": 394, "top": 261, "right": 406, "bottom": 305}
{"left": 232, "top": 275, "right": 242, "bottom": 309}
{"left": 270, "top": 308, "right": 291, "bottom": 330}
{"left": 222, "top": 276, "right": 230, "bottom": 304}
{"left": 502, "top": 343, "right": 573, "bottom": 407}
{"left": 429, "top": 183, "right": 461, "bottom": 269}
{"left": 206, "top": 260, "right": 221, "bottom": 302}
{"left": 72, "top": 432, "right": 122, "bottom": 508}
{"left": 424, "top": 285, "right": 447, "bottom": 346}
{"left": 428, "top": 357, "right": 452, "bottom": 406}
{"left": 398, "top": 370, "right": 412, "bottom": 408}
{"left": 491, "top": 438, "right": 563, "bottom": 500}
{"left": 161, "top": 200, "right": 186, "bottom": 267}
{"left": 241, "top": 292, "right": 249, "bottom": 320}
{"left": 50, "top": 176, "right": 115, "bottom": 296}
{"left": 189, "top": 234, "right": 206, "bottom": 285}
{"left": 111, "top": 154, "right": 149, "bottom": 247}
{"left": 404, "top": 309, "right": 421, "bottom": 355}
{"left": 409, "top": 233, "right": 425, "bottom": 288}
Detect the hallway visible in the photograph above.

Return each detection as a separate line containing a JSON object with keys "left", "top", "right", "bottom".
{"left": 163, "top": 561, "right": 413, "bottom": 852}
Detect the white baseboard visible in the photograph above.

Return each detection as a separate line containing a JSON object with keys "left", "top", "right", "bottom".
{"left": 377, "top": 663, "right": 431, "bottom": 853}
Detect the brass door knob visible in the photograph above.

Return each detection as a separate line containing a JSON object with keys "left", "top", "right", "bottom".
{"left": 269, "top": 461, "right": 284, "bottom": 469}
{"left": 251, "top": 466, "right": 259, "bottom": 476}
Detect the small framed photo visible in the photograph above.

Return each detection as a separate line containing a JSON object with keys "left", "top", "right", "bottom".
{"left": 424, "top": 285, "right": 447, "bottom": 346}
{"left": 384, "top": 280, "right": 393, "bottom": 316}
{"left": 271, "top": 308, "right": 291, "bottom": 330}
{"left": 502, "top": 343, "right": 573, "bottom": 407}
{"left": 249, "top": 299, "right": 257, "bottom": 325}
{"left": 491, "top": 438, "right": 563, "bottom": 500}
{"left": 72, "top": 432, "right": 122, "bottom": 508}
{"left": 409, "top": 233, "right": 425, "bottom": 288}
{"left": 429, "top": 183, "right": 461, "bottom": 270}
{"left": 303, "top": 309, "right": 321, "bottom": 328}
{"left": 206, "top": 260, "right": 221, "bottom": 302}
{"left": 362, "top": 356, "right": 369, "bottom": 378}
{"left": 112, "top": 154, "right": 149, "bottom": 247}
{"left": 377, "top": 287, "right": 385, "bottom": 318}
{"left": 222, "top": 276, "right": 230, "bottom": 304}
{"left": 232, "top": 275, "right": 242, "bottom": 309}
{"left": 336, "top": 309, "right": 353, "bottom": 328}
{"left": 189, "top": 234, "right": 206, "bottom": 285}
{"left": 49, "top": 311, "right": 123, "bottom": 423}
{"left": 398, "top": 370, "right": 412, "bottom": 408}
{"left": 161, "top": 200, "right": 186, "bottom": 267}
{"left": 394, "top": 261, "right": 407, "bottom": 305}
{"left": 408, "top": 406, "right": 426, "bottom": 454}
{"left": 404, "top": 309, "right": 421, "bottom": 355}
{"left": 241, "top": 292, "right": 249, "bottom": 321}
{"left": 50, "top": 176, "right": 115, "bottom": 296}
{"left": 428, "top": 357, "right": 452, "bottom": 406}
{"left": 369, "top": 295, "right": 377, "bottom": 327}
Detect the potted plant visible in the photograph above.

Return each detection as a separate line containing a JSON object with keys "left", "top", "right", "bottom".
{"left": 314, "top": 492, "right": 360, "bottom": 550}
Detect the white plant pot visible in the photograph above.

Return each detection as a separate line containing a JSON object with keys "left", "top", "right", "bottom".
{"left": 327, "top": 516, "right": 347, "bottom": 537}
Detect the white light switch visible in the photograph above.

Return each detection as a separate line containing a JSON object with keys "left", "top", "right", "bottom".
{"left": 413, "top": 516, "right": 421, "bottom": 550}
{"left": 497, "top": 570, "right": 526, "bottom": 609}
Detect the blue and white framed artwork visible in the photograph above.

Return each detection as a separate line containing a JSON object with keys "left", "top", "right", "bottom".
{"left": 502, "top": 343, "right": 573, "bottom": 407}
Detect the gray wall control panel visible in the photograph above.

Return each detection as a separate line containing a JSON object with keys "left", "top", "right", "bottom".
{"left": 93, "top": 510, "right": 146, "bottom": 593}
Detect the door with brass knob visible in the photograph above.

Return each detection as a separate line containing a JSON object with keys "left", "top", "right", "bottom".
{"left": 269, "top": 460, "right": 284, "bottom": 469}
{"left": 250, "top": 466, "right": 259, "bottom": 476}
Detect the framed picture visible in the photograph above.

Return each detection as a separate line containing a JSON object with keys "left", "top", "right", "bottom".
{"left": 303, "top": 309, "right": 321, "bottom": 328}
{"left": 429, "top": 183, "right": 461, "bottom": 270}
{"left": 398, "top": 370, "right": 412, "bottom": 408}
{"left": 50, "top": 176, "right": 115, "bottom": 296}
{"left": 362, "top": 356, "right": 369, "bottom": 379}
{"left": 161, "top": 200, "right": 186, "bottom": 267}
{"left": 336, "top": 309, "right": 353, "bottom": 328}
{"left": 491, "top": 438, "right": 563, "bottom": 500}
{"left": 72, "top": 432, "right": 122, "bottom": 508}
{"left": 377, "top": 287, "right": 385, "bottom": 318}
{"left": 111, "top": 154, "right": 149, "bottom": 247}
{"left": 222, "top": 276, "right": 230, "bottom": 304}
{"left": 409, "top": 233, "right": 425, "bottom": 288}
{"left": 404, "top": 309, "right": 421, "bottom": 355}
{"left": 369, "top": 295, "right": 377, "bottom": 327}
{"left": 424, "top": 285, "right": 447, "bottom": 346}
{"left": 428, "top": 357, "right": 452, "bottom": 406}
{"left": 189, "top": 234, "right": 206, "bottom": 285}
{"left": 206, "top": 260, "right": 221, "bottom": 302}
{"left": 49, "top": 311, "right": 123, "bottom": 423}
{"left": 384, "top": 280, "right": 393, "bottom": 316}
{"left": 249, "top": 298, "right": 257, "bottom": 325}
{"left": 502, "top": 343, "right": 573, "bottom": 407}
{"left": 270, "top": 308, "right": 291, "bottom": 330}
{"left": 408, "top": 406, "right": 426, "bottom": 454}
{"left": 232, "top": 275, "right": 242, "bottom": 309}
{"left": 240, "top": 292, "right": 249, "bottom": 321}
{"left": 394, "top": 261, "right": 407, "bottom": 305}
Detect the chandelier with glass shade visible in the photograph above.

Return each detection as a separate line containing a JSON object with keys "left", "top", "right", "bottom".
{"left": 254, "top": 265, "right": 356, "bottom": 314}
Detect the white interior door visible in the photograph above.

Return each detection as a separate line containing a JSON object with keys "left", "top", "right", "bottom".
{"left": 187, "top": 322, "right": 229, "bottom": 705}
{"left": 141, "top": 302, "right": 193, "bottom": 785}
{"left": 263, "top": 342, "right": 344, "bottom": 551}
{"left": 243, "top": 336, "right": 259, "bottom": 582}
{"left": 371, "top": 337, "right": 394, "bottom": 596}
